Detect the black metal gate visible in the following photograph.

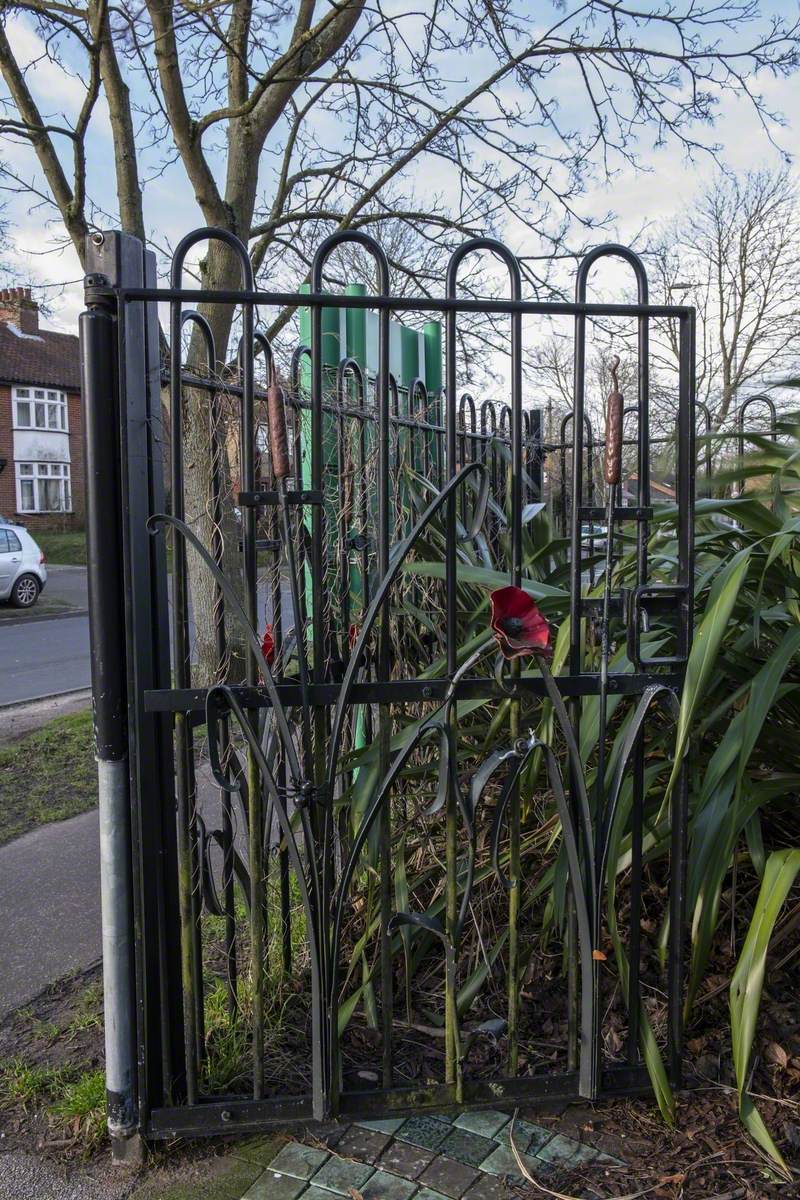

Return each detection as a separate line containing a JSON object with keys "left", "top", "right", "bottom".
{"left": 81, "top": 228, "right": 694, "bottom": 1144}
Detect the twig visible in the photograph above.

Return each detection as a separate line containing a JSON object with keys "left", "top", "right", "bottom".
{"left": 506, "top": 1109, "right": 661, "bottom": 1200}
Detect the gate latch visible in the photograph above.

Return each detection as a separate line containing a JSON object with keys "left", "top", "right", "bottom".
{"left": 627, "top": 584, "right": 690, "bottom": 669}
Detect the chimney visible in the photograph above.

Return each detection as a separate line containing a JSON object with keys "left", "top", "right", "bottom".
{"left": 0, "top": 286, "right": 39, "bottom": 334}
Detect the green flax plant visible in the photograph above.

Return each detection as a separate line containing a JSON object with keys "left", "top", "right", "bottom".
{"left": 346, "top": 426, "right": 800, "bottom": 1169}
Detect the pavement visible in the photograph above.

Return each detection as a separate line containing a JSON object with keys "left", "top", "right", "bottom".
{"left": 0, "top": 753, "right": 233, "bottom": 1018}
{"left": 0, "top": 809, "right": 102, "bottom": 1019}
{"left": 0, "top": 1152, "right": 131, "bottom": 1200}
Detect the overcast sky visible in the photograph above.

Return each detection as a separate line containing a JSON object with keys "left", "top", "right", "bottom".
{"left": 1, "top": 4, "right": 798, "bottom": 334}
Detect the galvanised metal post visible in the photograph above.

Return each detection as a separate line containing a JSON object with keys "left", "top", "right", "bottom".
{"left": 80, "top": 240, "right": 141, "bottom": 1164}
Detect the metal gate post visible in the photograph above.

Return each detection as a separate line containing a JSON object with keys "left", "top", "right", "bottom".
{"left": 80, "top": 259, "right": 142, "bottom": 1164}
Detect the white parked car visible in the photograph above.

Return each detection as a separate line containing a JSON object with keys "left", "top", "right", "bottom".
{"left": 0, "top": 519, "right": 47, "bottom": 608}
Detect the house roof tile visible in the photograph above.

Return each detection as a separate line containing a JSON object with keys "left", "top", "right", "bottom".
{"left": 0, "top": 321, "right": 81, "bottom": 392}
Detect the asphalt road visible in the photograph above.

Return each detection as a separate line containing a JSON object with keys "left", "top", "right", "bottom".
{"left": 0, "top": 610, "right": 91, "bottom": 705}
{"left": 0, "top": 565, "right": 90, "bottom": 706}
{"left": 0, "top": 565, "right": 287, "bottom": 707}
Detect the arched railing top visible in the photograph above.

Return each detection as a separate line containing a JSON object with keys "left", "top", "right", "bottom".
{"left": 171, "top": 227, "right": 254, "bottom": 292}
{"left": 289, "top": 344, "right": 311, "bottom": 394}
{"left": 407, "top": 376, "right": 428, "bottom": 420}
{"left": 459, "top": 392, "right": 477, "bottom": 431}
{"left": 239, "top": 329, "right": 276, "bottom": 384}
{"left": 560, "top": 410, "right": 594, "bottom": 443}
{"left": 737, "top": 392, "right": 777, "bottom": 434}
{"left": 181, "top": 310, "right": 215, "bottom": 372}
{"left": 575, "top": 243, "right": 648, "bottom": 304}
{"left": 480, "top": 398, "right": 497, "bottom": 434}
{"left": 336, "top": 356, "right": 366, "bottom": 407}
{"left": 446, "top": 236, "right": 522, "bottom": 301}
{"left": 311, "top": 229, "right": 390, "bottom": 295}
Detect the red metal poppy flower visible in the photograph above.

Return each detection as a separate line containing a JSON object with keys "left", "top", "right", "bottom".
{"left": 490, "top": 586, "right": 550, "bottom": 659}
{"left": 261, "top": 623, "right": 276, "bottom": 667}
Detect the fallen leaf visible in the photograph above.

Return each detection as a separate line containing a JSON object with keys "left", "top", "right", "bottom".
{"left": 766, "top": 1042, "right": 789, "bottom": 1069}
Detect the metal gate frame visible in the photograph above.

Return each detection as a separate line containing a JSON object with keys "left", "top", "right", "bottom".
{"left": 81, "top": 228, "right": 695, "bottom": 1153}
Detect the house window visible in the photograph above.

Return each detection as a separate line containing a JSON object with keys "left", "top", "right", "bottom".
{"left": 12, "top": 386, "right": 68, "bottom": 432}
{"left": 16, "top": 462, "right": 72, "bottom": 513}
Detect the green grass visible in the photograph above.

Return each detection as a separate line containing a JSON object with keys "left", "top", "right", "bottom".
{"left": 0, "top": 1058, "right": 67, "bottom": 1110}
{"left": 51, "top": 1069, "right": 107, "bottom": 1149}
{"left": 1, "top": 1058, "right": 108, "bottom": 1151}
{"left": 37, "top": 530, "right": 87, "bottom": 565}
{"left": 0, "top": 708, "right": 96, "bottom": 846}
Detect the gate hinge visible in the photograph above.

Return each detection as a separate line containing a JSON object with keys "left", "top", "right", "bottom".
{"left": 84, "top": 273, "right": 116, "bottom": 308}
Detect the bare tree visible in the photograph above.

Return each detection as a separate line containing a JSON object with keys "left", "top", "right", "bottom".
{"left": 650, "top": 168, "right": 800, "bottom": 430}
{"left": 532, "top": 332, "right": 657, "bottom": 503}
{"left": 1, "top": 1, "right": 798, "bottom": 671}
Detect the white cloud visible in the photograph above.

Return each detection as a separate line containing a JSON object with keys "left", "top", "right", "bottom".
{"left": 6, "top": 16, "right": 88, "bottom": 115}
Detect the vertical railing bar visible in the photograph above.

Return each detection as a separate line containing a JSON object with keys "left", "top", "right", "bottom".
{"left": 238, "top": 302, "right": 263, "bottom": 1100}
{"left": 628, "top": 276, "right": 650, "bottom": 1064}
{"left": 566, "top": 316, "right": 584, "bottom": 1078}
{"left": 507, "top": 270, "right": 523, "bottom": 1078}
{"left": 309, "top": 288, "right": 327, "bottom": 1116}
{"left": 668, "top": 309, "right": 695, "bottom": 1085}
{"left": 271, "top": 388, "right": 291, "bottom": 978}
{"left": 168, "top": 289, "right": 199, "bottom": 1104}
{"left": 140, "top": 241, "right": 183, "bottom": 1113}
{"left": 378, "top": 299, "right": 394, "bottom": 1092}
{"left": 444, "top": 265, "right": 459, "bottom": 1095}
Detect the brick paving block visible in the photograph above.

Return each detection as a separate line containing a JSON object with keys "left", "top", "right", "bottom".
{"left": 305, "top": 1189, "right": 346, "bottom": 1200}
{"left": 566, "top": 1141, "right": 601, "bottom": 1165}
{"left": 242, "top": 1170, "right": 307, "bottom": 1199}
{"left": 537, "top": 1128, "right": 599, "bottom": 1166}
{"left": 536, "top": 1133, "right": 597, "bottom": 1166}
{"left": 334, "top": 1124, "right": 394, "bottom": 1163}
{"left": 452, "top": 1110, "right": 509, "bottom": 1139}
{"left": 479, "top": 1143, "right": 546, "bottom": 1185}
{"left": 594, "top": 1150, "right": 626, "bottom": 1167}
{"left": 439, "top": 1128, "right": 496, "bottom": 1168}
{"left": 268, "top": 1143, "right": 331, "bottom": 1181}
{"left": 309, "top": 1155, "right": 375, "bottom": 1195}
{"left": 460, "top": 1175, "right": 513, "bottom": 1200}
{"left": 396, "top": 1114, "right": 452, "bottom": 1152}
{"left": 356, "top": 1117, "right": 406, "bottom": 1135}
{"left": 378, "top": 1139, "right": 436, "bottom": 1179}
{"left": 360, "top": 1169, "right": 418, "bottom": 1200}
{"left": 415, "top": 1190, "right": 451, "bottom": 1200}
{"left": 495, "top": 1117, "right": 551, "bottom": 1156}
{"left": 417, "top": 1154, "right": 480, "bottom": 1198}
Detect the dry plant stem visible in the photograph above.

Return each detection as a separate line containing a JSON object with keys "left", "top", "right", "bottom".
{"left": 507, "top": 1110, "right": 660, "bottom": 1200}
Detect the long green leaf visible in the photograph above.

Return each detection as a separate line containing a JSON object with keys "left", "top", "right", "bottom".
{"left": 730, "top": 848, "right": 800, "bottom": 1174}
{"left": 665, "top": 548, "right": 752, "bottom": 802}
